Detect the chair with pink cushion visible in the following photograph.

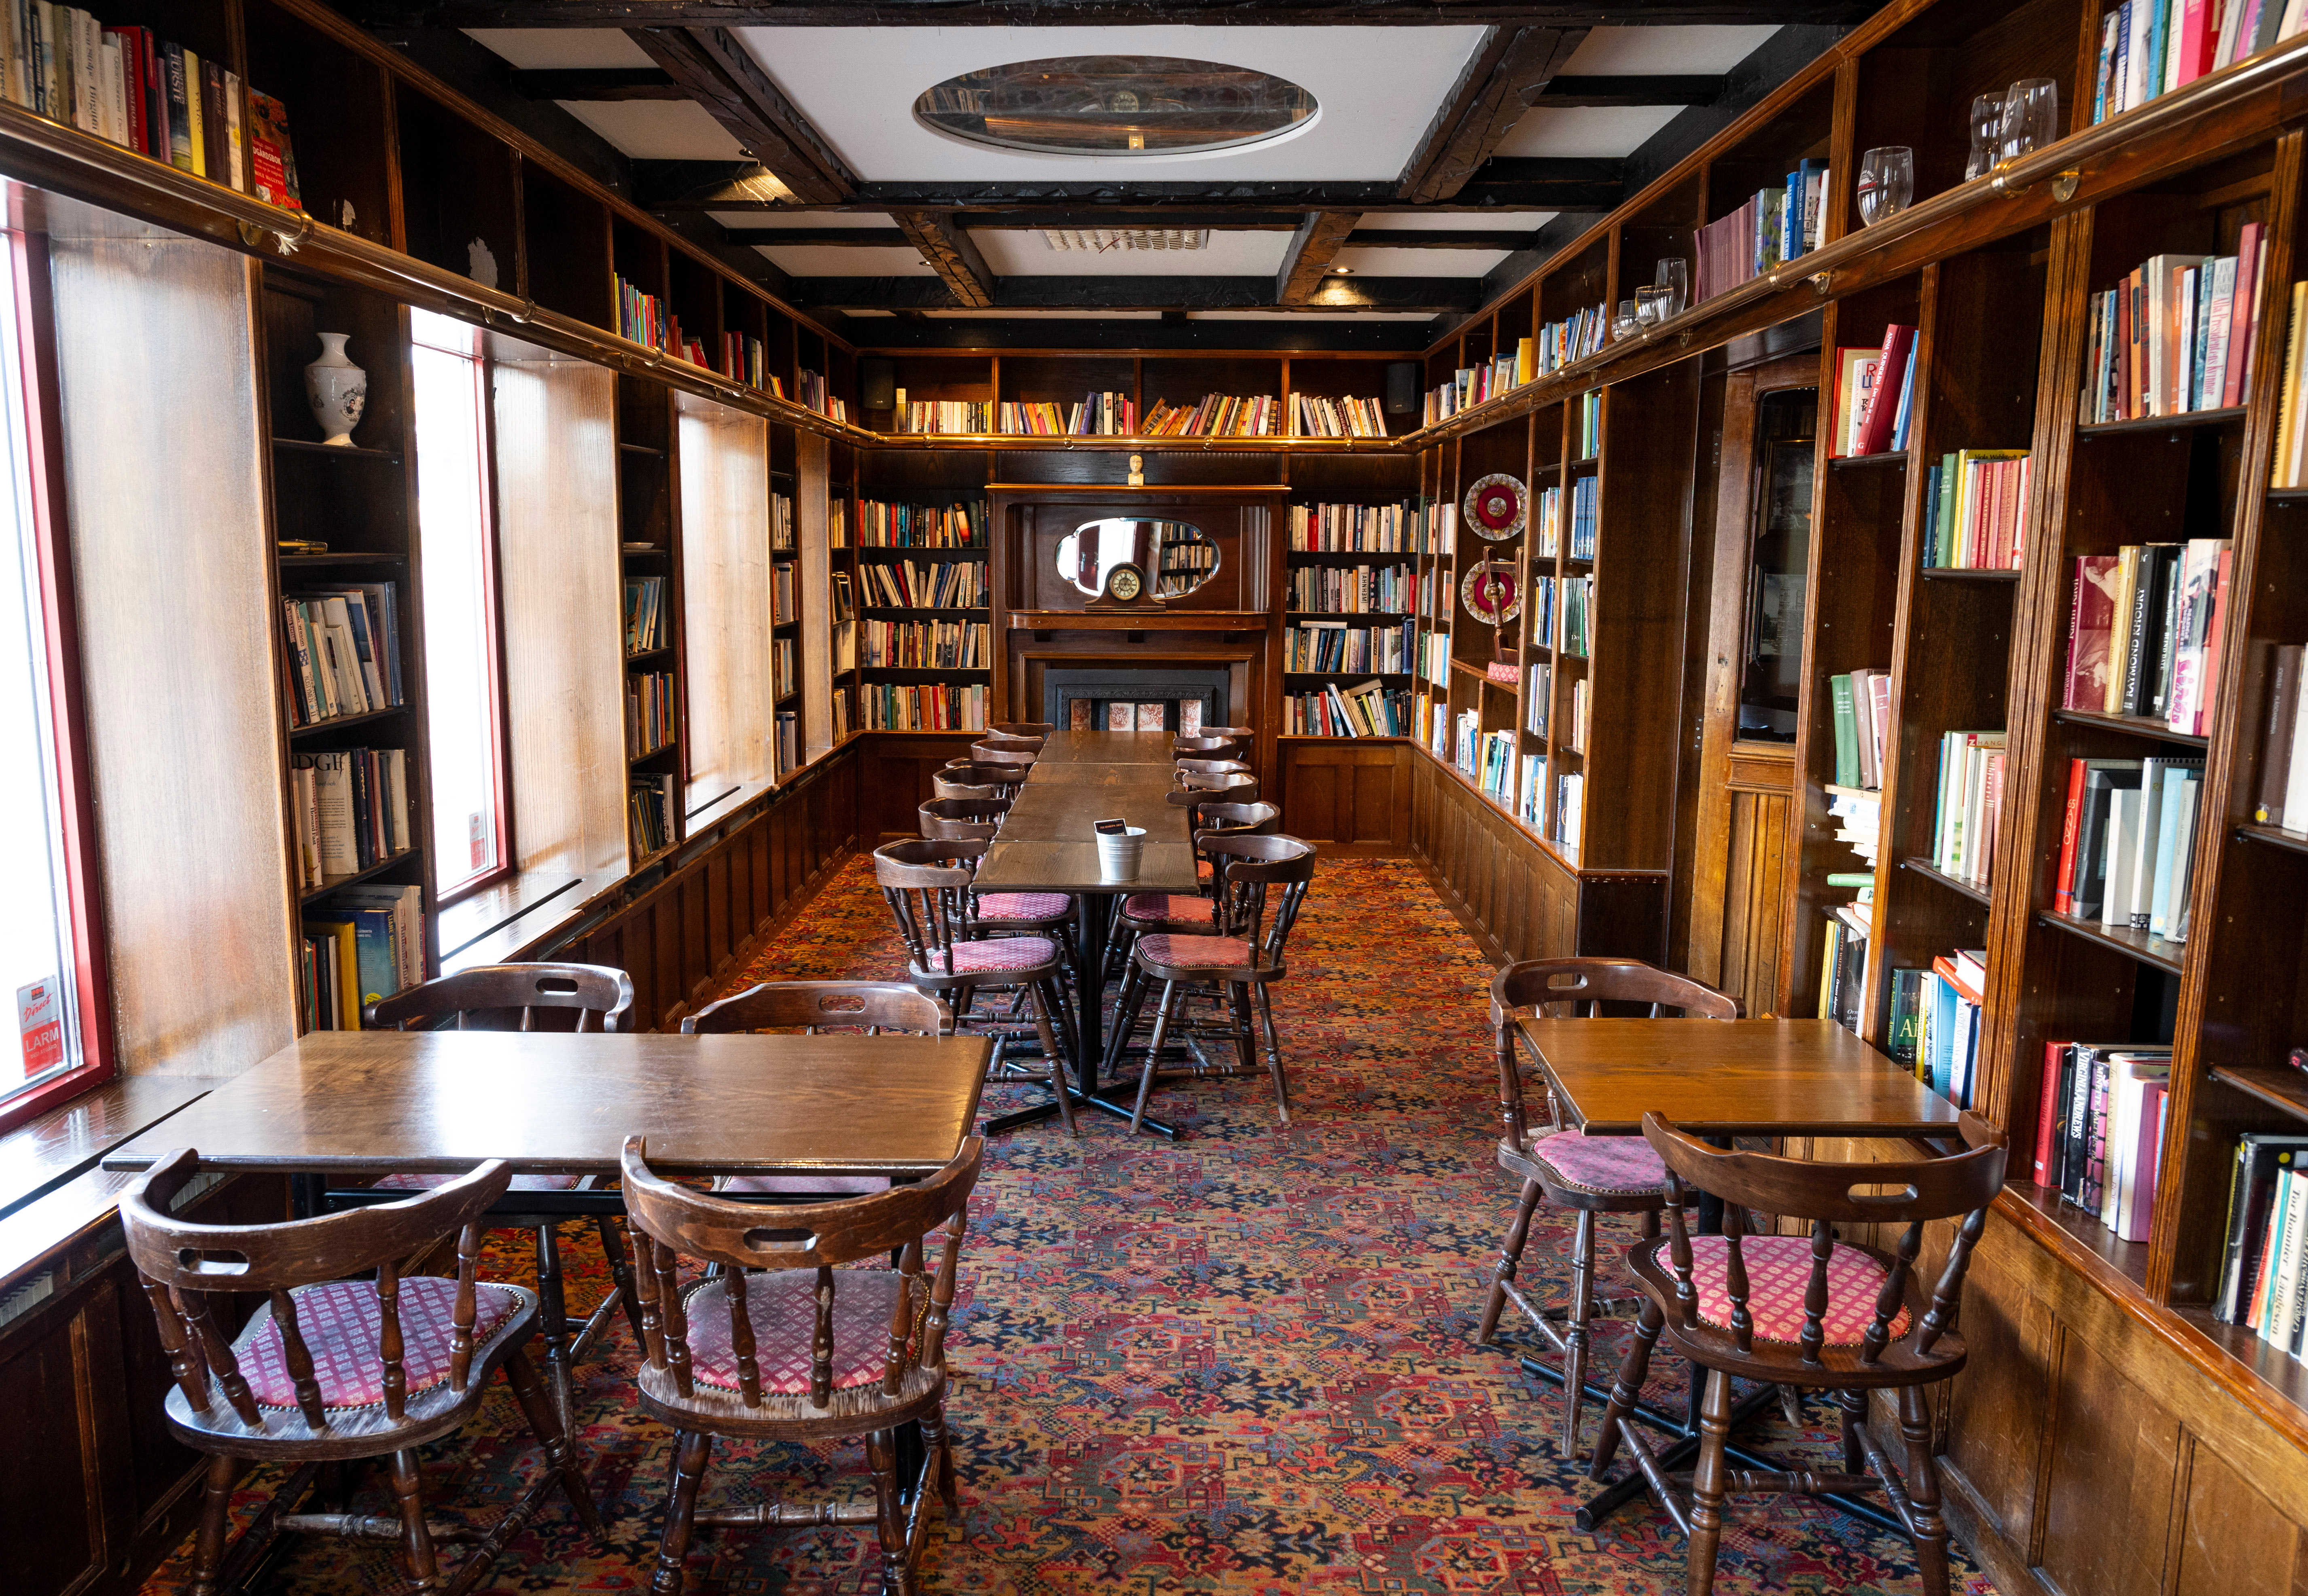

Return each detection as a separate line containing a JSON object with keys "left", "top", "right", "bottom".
{"left": 1105, "top": 799, "right": 1280, "bottom": 983}
{"left": 873, "top": 839, "right": 1078, "bottom": 1137}
{"left": 620, "top": 1133, "right": 984, "bottom": 1596}
{"left": 916, "top": 796, "right": 1077, "bottom": 953}
{"left": 1479, "top": 958, "right": 1741, "bottom": 1459}
{"left": 1106, "top": 832, "right": 1314, "bottom": 1135}
{"left": 365, "top": 963, "right": 641, "bottom": 1431}
{"left": 1587, "top": 1114, "right": 2005, "bottom": 1596}
{"left": 119, "top": 1150, "right": 603, "bottom": 1596}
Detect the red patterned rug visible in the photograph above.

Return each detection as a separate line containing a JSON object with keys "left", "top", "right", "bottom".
{"left": 144, "top": 855, "right": 1994, "bottom": 1595}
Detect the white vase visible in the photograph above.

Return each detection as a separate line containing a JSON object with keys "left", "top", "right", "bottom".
{"left": 304, "top": 332, "right": 367, "bottom": 447}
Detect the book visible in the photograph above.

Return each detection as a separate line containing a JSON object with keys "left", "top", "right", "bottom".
{"left": 1853, "top": 324, "right": 1917, "bottom": 456}
{"left": 2219, "top": 1135, "right": 2308, "bottom": 1324}
{"left": 2258, "top": 642, "right": 2305, "bottom": 826}
{"left": 246, "top": 89, "right": 301, "bottom": 211}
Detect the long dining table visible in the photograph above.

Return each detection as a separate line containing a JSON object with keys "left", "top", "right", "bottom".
{"left": 973, "top": 729, "right": 1201, "bottom": 1139}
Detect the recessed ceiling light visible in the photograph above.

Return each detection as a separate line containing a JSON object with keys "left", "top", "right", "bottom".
{"left": 1330, "top": 266, "right": 1354, "bottom": 275}
{"left": 914, "top": 56, "right": 1317, "bottom": 158}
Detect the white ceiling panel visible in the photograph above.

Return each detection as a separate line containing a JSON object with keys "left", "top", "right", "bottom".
{"left": 756, "top": 246, "right": 937, "bottom": 276}
{"left": 921, "top": 309, "right": 1166, "bottom": 319}
{"left": 1330, "top": 246, "right": 1506, "bottom": 278}
{"left": 1494, "top": 106, "right": 1683, "bottom": 159}
{"left": 1354, "top": 211, "right": 1556, "bottom": 231}
{"left": 1189, "top": 310, "right": 1435, "bottom": 321}
{"left": 1562, "top": 25, "right": 1778, "bottom": 75}
{"left": 557, "top": 100, "right": 746, "bottom": 161}
{"left": 972, "top": 229, "right": 1290, "bottom": 277}
{"left": 462, "top": 28, "right": 653, "bottom": 69}
{"left": 713, "top": 210, "right": 899, "bottom": 229}
{"left": 731, "top": 26, "right": 1487, "bottom": 181}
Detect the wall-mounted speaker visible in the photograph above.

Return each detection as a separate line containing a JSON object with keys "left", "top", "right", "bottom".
{"left": 860, "top": 357, "right": 896, "bottom": 410}
{"left": 1384, "top": 361, "right": 1418, "bottom": 416}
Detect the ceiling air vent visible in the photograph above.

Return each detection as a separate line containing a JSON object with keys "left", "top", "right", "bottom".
{"left": 1041, "top": 229, "right": 1210, "bottom": 254}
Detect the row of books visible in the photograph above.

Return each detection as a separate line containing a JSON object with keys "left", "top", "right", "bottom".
{"left": 775, "top": 709, "right": 799, "bottom": 775}
{"left": 1527, "top": 660, "right": 1552, "bottom": 737}
{"left": 795, "top": 370, "right": 846, "bottom": 423}
{"left": 2060, "top": 541, "right": 2233, "bottom": 732}
{"left": 2, "top": 11, "right": 260, "bottom": 193}
{"left": 1831, "top": 325, "right": 1917, "bottom": 458}
{"left": 1155, "top": 537, "right": 1214, "bottom": 599}
{"left": 1288, "top": 563, "right": 1414, "bottom": 614}
{"left": 2254, "top": 643, "right": 2308, "bottom": 829}
{"left": 860, "top": 682, "right": 985, "bottom": 732}
{"left": 723, "top": 334, "right": 779, "bottom": 396}
{"left": 1454, "top": 711, "right": 1517, "bottom": 802}
{"left": 2052, "top": 753, "right": 2206, "bottom": 941}
{"left": 858, "top": 618, "right": 990, "bottom": 670}
{"left": 1545, "top": 573, "right": 1593, "bottom": 656}
{"left": 1520, "top": 753, "right": 1550, "bottom": 828}
{"left": 1141, "top": 394, "right": 1279, "bottom": 437}
{"left": 1289, "top": 393, "right": 1390, "bottom": 437}
{"left": 1696, "top": 162, "right": 1829, "bottom": 304}
{"left": 1565, "top": 675, "right": 1590, "bottom": 755}
{"left": 615, "top": 274, "right": 708, "bottom": 366}
{"left": 299, "top": 885, "right": 424, "bottom": 1031}
{"left": 1556, "top": 770, "right": 1585, "bottom": 857}
{"left": 830, "top": 686, "right": 852, "bottom": 742}
{"left": 625, "top": 575, "right": 668, "bottom": 654}
{"left": 1889, "top": 953, "right": 1987, "bottom": 1107}
{"left": 2093, "top": 0, "right": 2299, "bottom": 127}
{"left": 772, "top": 636, "right": 796, "bottom": 701}
{"left": 856, "top": 558, "right": 986, "bottom": 609}
{"left": 1285, "top": 680, "right": 1406, "bottom": 737}
{"left": 1568, "top": 476, "right": 1597, "bottom": 560}
{"left": 2268, "top": 281, "right": 2308, "bottom": 487}
{"left": 292, "top": 748, "right": 410, "bottom": 889}
{"left": 1931, "top": 730, "right": 2008, "bottom": 892}
{"left": 1419, "top": 631, "right": 1450, "bottom": 689}
{"left": 829, "top": 499, "right": 849, "bottom": 550}
{"left": 630, "top": 774, "right": 676, "bottom": 857}
{"left": 282, "top": 585, "right": 404, "bottom": 728}
{"left": 1922, "top": 450, "right": 2030, "bottom": 569}
{"left": 828, "top": 571, "right": 854, "bottom": 624}
{"left": 893, "top": 400, "right": 993, "bottom": 434}
{"left": 2084, "top": 232, "right": 2267, "bottom": 422}
{"left": 1816, "top": 907, "right": 1870, "bottom": 1035}
{"left": 2212, "top": 1130, "right": 2308, "bottom": 1350}
{"left": 1578, "top": 389, "right": 1601, "bottom": 459}
{"left": 772, "top": 491, "right": 794, "bottom": 552}
{"left": 772, "top": 562, "right": 795, "bottom": 626}
{"left": 1536, "top": 309, "right": 1608, "bottom": 380}
{"left": 627, "top": 671, "right": 675, "bottom": 758}
{"left": 1283, "top": 619, "right": 1415, "bottom": 674}
{"left": 1830, "top": 785, "right": 1882, "bottom": 871}
{"left": 1287, "top": 500, "right": 1425, "bottom": 552}
{"left": 855, "top": 500, "right": 986, "bottom": 548}
{"left": 1827, "top": 668, "right": 1893, "bottom": 790}
{"left": 1532, "top": 485, "right": 1562, "bottom": 559}
{"left": 2034, "top": 1041, "right": 2170, "bottom": 1247}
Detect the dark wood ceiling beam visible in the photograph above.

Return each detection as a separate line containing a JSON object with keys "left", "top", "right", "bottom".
{"left": 1275, "top": 211, "right": 1360, "bottom": 305}
{"left": 892, "top": 212, "right": 995, "bottom": 308}
{"left": 364, "top": 1, "right": 1876, "bottom": 25}
{"left": 1536, "top": 73, "right": 1725, "bottom": 106}
{"left": 959, "top": 210, "right": 1305, "bottom": 231}
{"left": 1397, "top": 24, "right": 1588, "bottom": 204}
{"left": 1342, "top": 229, "right": 1540, "bottom": 248}
{"left": 726, "top": 227, "right": 911, "bottom": 245}
{"left": 624, "top": 27, "right": 856, "bottom": 205}
{"left": 787, "top": 275, "right": 1480, "bottom": 313}
{"left": 509, "top": 68, "right": 685, "bottom": 101}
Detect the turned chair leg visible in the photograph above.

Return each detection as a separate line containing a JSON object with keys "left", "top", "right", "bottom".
{"left": 1134, "top": 981, "right": 1183, "bottom": 1135}
{"left": 1686, "top": 1369, "right": 1734, "bottom": 1596}
{"left": 649, "top": 1430, "right": 713, "bottom": 1596}
{"left": 1028, "top": 979, "right": 1079, "bottom": 1137}
{"left": 1253, "top": 982, "right": 1289, "bottom": 1125}
{"left": 1225, "top": 982, "right": 1258, "bottom": 1075}
{"left": 867, "top": 1427, "right": 915, "bottom": 1596}
{"left": 502, "top": 1343, "right": 606, "bottom": 1543}
{"left": 596, "top": 1214, "right": 645, "bottom": 1348}
{"left": 920, "top": 1401, "right": 961, "bottom": 1515}
{"left": 1477, "top": 1177, "right": 1544, "bottom": 1344}
{"left": 533, "top": 1222, "right": 577, "bottom": 1435}
{"left": 1899, "top": 1385, "right": 1953, "bottom": 1596}
{"left": 389, "top": 1448, "right": 439, "bottom": 1593}
{"left": 1102, "top": 965, "right": 1149, "bottom": 1080}
{"left": 189, "top": 1452, "right": 236, "bottom": 1596}
{"left": 1562, "top": 1208, "right": 1596, "bottom": 1459}
{"left": 1837, "top": 1387, "right": 1868, "bottom": 1473}
{"left": 1588, "top": 1296, "right": 1665, "bottom": 1478}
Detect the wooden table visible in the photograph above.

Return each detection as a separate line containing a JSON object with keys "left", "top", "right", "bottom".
{"left": 1509, "top": 1017, "right": 1959, "bottom": 1535}
{"left": 973, "top": 731, "right": 1200, "bottom": 1137}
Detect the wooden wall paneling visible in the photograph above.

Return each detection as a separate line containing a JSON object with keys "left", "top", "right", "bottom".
{"left": 1668, "top": 358, "right": 1732, "bottom": 971}
{"left": 1279, "top": 741, "right": 1413, "bottom": 855}
{"left": 2036, "top": 1325, "right": 2182, "bottom": 1596}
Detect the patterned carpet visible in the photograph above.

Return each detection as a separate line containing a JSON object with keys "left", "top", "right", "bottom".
{"left": 146, "top": 855, "right": 1993, "bottom": 1595}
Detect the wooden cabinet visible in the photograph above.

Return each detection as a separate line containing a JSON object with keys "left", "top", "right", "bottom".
{"left": 1276, "top": 739, "right": 1412, "bottom": 855}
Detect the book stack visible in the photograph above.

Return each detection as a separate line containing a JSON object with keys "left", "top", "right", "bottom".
{"left": 1900, "top": 952, "right": 1990, "bottom": 1107}
{"left": 615, "top": 275, "right": 705, "bottom": 364}
{"left": 281, "top": 584, "right": 404, "bottom": 728}
{"left": 1931, "top": 730, "right": 2009, "bottom": 890}
{"left": 1289, "top": 563, "right": 1413, "bottom": 613}
{"left": 0, "top": 17, "right": 254, "bottom": 188}
{"left": 1286, "top": 680, "right": 1405, "bottom": 736}
{"left": 2031, "top": 1041, "right": 2172, "bottom": 1243}
{"left": 1520, "top": 753, "right": 1550, "bottom": 827}
{"left": 795, "top": 369, "right": 846, "bottom": 422}
{"left": 1831, "top": 325, "right": 1918, "bottom": 457}
{"left": 859, "top": 619, "right": 989, "bottom": 669}
{"left": 1290, "top": 393, "right": 1390, "bottom": 437}
{"left": 772, "top": 636, "right": 796, "bottom": 700}
{"left": 1424, "top": 500, "right": 1456, "bottom": 557}
{"left": 896, "top": 399, "right": 993, "bottom": 433}
{"left": 290, "top": 748, "right": 411, "bottom": 890}
{"left": 775, "top": 709, "right": 798, "bottom": 775}
{"left": 2268, "top": 281, "right": 2308, "bottom": 485}
{"left": 1569, "top": 477, "right": 1598, "bottom": 559}
{"left": 772, "top": 563, "right": 796, "bottom": 625}
{"left": 1695, "top": 161, "right": 1829, "bottom": 303}
{"left": 2092, "top": 0, "right": 2300, "bottom": 126}
{"left": 1289, "top": 500, "right": 1418, "bottom": 552}
{"left": 1922, "top": 451, "right": 2030, "bottom": 568}
{"left": 2060, "top": 541, "right": 2234, "bottom": 728}
{"left": 299, "top": 885, "right": 423, "bottom": 1031}
{"left": 2084, "top": 232, "right": 2266, "bottom": 422}
{"left": 1284, "top": 620, "right": 1415, "bottom": 673}
{"left": 1815, "top": 908, "right": 1870, "bottom": 1033}
{"left": 857, "top": 559, "right": 987, "bottom": 607}
{"left": 1568, "top": 677, "right": 1590, "bottom": 754}
{"left": 629, "top": 775, "right": 676, "bottom": 857}
{"left": 856, "top": 500, "right": 986, "bottom": 548}
{"left": 627, "top": 671, "right": 674, "bottom": 757}
{"left": 721, "top": 332, "right": 775, "bottom": 394}
{"left": 1527, "top": 661, "right": 1552, "bottom": 736}
{"left": 861, "top": 682, "right": 985, "bottom": 731}
{"left": 1418, "top": 631, "right": 1450, "bottom": 690}
{"left": 1453, "top": 711, "right": 1516, "bottom": 800}
{"left": 1531, "top": 574, "right": 1556, "bottom": 655}
{"left": 831, "top": 686, "right": 852, "bottom": 741}
{"left": 1828, "top": 669, "right": 1892, "bottom": 790}
{"left": 1139, "top": 394, "right": 1276, "bottom": 437}
{"left": 2254, "top": 643, "right": 2308, "bottom": 830}
{"left": 1534, "top": 487, "right": 1561, "bottom": 559}
{"left": 1556, "top": 770, "right": 1585, "bottom": 857}
{"left": 1579, "top": 390, "right": 1602, "bottom": 457}
{"left": 2051, "top": 753, "right": 2206, "bottom": 940}
{"left": 829, "top": 498, "right": 848, "bottom": 549}
{"left": 1559, "top": 574, "right": 1593, "bottom": 656}
{"left": 771, "top": 492, "right": 794, "bottom": 552}
{"left": 2214, "top": 1132, "right": 2308, "bottom": 1350}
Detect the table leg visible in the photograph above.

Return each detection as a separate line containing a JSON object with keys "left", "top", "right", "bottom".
{"left": 985, "top": 890, "right": 1178, "bottom": 1139}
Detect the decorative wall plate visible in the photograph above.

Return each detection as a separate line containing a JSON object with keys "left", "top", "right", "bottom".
{"left": 1462, "top": 472, "right": 1527, "bottom": 542}
{"left": 1461, "top": 561, "right": 1521, "bottom": 626}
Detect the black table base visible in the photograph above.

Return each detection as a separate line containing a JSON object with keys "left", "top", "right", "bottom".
{"left": 984, "top": 889, "right": 1179, "bottom": 1139}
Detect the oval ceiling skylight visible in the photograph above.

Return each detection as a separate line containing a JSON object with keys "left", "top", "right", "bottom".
{"left": 913, "top": 57, "right": 1316, "bottom": 157}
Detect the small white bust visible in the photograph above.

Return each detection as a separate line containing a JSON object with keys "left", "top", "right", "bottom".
{"left": 1128, "top": 452, "right": 1145, "bottom": 487}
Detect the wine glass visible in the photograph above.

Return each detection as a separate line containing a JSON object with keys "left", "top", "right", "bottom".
{"left": 1635, "top": 285, "right": 1670, "bottom": 326}
{"left": 1655, "top": 257, "right": 1689, "bottom": 316}
{"left": 1613, "top": 298, "right": 1639, "bottom": 339}
{"left": 1999, "top": 78, "right": 2060, "bottom": 167}
{"left": 1857, "top": 146, "right": 1914, "bottom": 227}
{"left": 1965, "top": 93, "right": 2003, "bottom": 180}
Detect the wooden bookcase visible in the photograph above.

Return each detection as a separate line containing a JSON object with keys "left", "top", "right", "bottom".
{"left": 616, "top": 375, "right": 684, "bottom": 868}
{"left": 1278, "top": 450, "right": 1421, "bottom": 740}
{"left": 851, "top": 450, "right": 993, "bottom": 736}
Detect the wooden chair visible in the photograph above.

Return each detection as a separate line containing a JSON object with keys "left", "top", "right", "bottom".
{"left": 873, "top": 840, "right": 1078, "bottom": 1136}
{"left": 968, "top": 741, "right": 1037, "bottom": 768}
{"left": 1167, "top": 770, "right": 1259, "bottom": 805}
{"left": 932, "top": 762, "right": 1023, "bottom": 801}
{"left": 365, "top": 965, "right": 642, "bottom": 1432}
{"left": 1479, "top": 958, "right": 1740, "bottom": 1458}
{"left": 1587, "top": 1115, "right": 2007, "bottom": 1596}
{"left": 1106, "top": 833, "right": 1315, "bottom": 1134}
{"left": 620, "top": 1134, "right": 984, "bottom": 1596}
{"left": 992, "top": 721, "right": 1054, "bottom": 741}
{"left": 682, "top": 982, "right": 956, "bottom": 1196}
{"left": 916, "top": 798, "right": 1075, "bottom": 947}
{"left": 1172, "top": 734, "right": 1243, "bottom": 760}
{"left": 120, "top": 1150, "right": 603, "bottom": 1596}
{"left": 1106, "top": 799, "right": 1282, "bottom": 982}
{"left": 1174, "top": 757, "right": 1251, "bottom": 779}
{"left": 918, "top": 796, "right": 1008, "bottom": 840}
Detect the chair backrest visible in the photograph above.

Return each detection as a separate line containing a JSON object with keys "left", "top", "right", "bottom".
{"left": 1488, "top": 958, "right": 1739, "bottom": 1147}
{"left": 120, "top": 1148, "right": 513, "bottom": 1430}
{"left": 1198, "top": 725, "right": 1256, "bottom": 741}
{"left": 1173, "top": 735, "right": 1243, "bottom": 760}
{"left": 992, "top": 722, "right": 1054, "bottom": 741}
{"left": 1191, "top": 800, "right": 1280, "bottom": 875}
{"left": 932, "top": 765, "right": 1021, "bottom": 802}
{"left": 366, "top": 962, "right": 634, "bottom": 1033}
{"left": 919, "top": 795, "right": 1009, "bottom": 841}
{"left": 1643, "top": 1113, "right": 2007, "bottom": 1368}
{"left": 873, "top": 838, "right": 985, "bottom": 970}
{"left": 1204, "top": 832, "right": 1316, "bottom": 962}
{"left": 969, "top": 742, "right": 1036, "bottom": 769}
{"left": 1169, "top": 771, "right": 1259, "bottom": 803}
{"left": 1174, "top": 757, "right": 1252, "bottom": 779}
{"left": 683, "top": 980, "right": 954, "bottom": 1035}
{"left": 620, "top": 1134, "right": 983, "bottom": 1410}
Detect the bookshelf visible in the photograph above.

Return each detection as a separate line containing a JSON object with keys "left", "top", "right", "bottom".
{"left": 617, "top": 376, "right": 685, "bottom": 868}
{"left": 851, "top": 451, "right": 991, "bottom": 735}
{"left": 1280, "top": 450, "right": 1421, "bottom": 739}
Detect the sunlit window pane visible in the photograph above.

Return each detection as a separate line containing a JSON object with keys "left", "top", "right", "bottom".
{"left": 413, "top": 309, "right": 504, "bottom": 893}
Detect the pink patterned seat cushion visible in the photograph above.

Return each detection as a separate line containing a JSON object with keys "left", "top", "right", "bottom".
{"left": 239, "top": 1276, "right": 524, "bottom": 1410}
{"left": 977, "top": 892, "right": 1072, "bottom": 921}
{"left": 924, "top": 935, "right": 1059, "bottom": 975}
{"left": 1136, "top": 934, "right": 1253, "bottom": 967}
{"left": 682, "top": 1269, "right": 910, "bottom": 1395}
{"left": 718, "top": 1173, "right": 892, "bottom": 1196}
{"left": 371, "top": 1172, "right": 583, "bottom": 1192}
{"left": 1524, "top": 1130, "right": 1666, "bottom": 1196}
{"left": 1641, "top": 1234, "right": 1912, "bottom": 1346}
{"left": 1122, "top": 893, "right": 1213, "bottom": 923}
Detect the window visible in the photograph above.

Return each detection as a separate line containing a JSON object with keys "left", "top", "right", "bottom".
{"left": 0, "top": 224, "right": 107, "bottom": 1125}
{"left": 413, "top": 310, "right": 508, "bottom": 896}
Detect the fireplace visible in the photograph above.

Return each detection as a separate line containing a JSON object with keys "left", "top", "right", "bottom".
{"left": 1042, "top": 667, "right": 1232, "bottom": 734}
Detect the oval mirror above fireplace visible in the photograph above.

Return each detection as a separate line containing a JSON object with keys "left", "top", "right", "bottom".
{"left": 1055, "top": 518, "right": 1220, "bottom": 602}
